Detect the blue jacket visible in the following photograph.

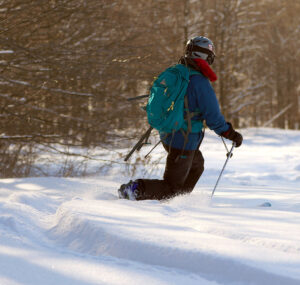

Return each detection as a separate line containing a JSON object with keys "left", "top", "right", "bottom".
{"left": 160, "top": 71, "right": 229, "bottom": 150}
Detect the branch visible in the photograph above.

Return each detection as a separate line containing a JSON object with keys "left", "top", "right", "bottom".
{"left": 0, "top": 76, "right": 94, "bottom": 97}
{"left": 262, "top": 103, "right": 293, "bottom": 127}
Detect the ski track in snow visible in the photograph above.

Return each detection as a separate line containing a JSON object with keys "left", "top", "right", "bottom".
{"left": 47, "top": 198, "right": 300, "bottom": 285}
{"left": 0, "top": 128, "right": 300, "bottom": 285}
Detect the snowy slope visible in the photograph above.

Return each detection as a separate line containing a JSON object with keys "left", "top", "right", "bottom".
{"left": 0, "top": 128, "right": 300, "bottom": 285}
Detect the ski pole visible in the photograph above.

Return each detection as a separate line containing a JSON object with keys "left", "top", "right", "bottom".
{"left": 144, "top": 140, "right": 161, "bottom": 158}
{"left": 211, "top": 142, "right": 235, "bottom": 198}
{"left": 124, "top": 127, "right": 153, "bottom": 161}
{"left": 127, "top": 94, "right": 148, "bottom": 101}
{"left": 221, "top": 136, "right": 233, "bottom": 158}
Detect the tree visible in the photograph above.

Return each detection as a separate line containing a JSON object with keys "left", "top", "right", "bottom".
{"left": 0, "top": 0, "right": 299, "bottom": 177}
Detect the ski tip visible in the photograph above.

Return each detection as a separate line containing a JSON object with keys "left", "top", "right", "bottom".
{"left": 259, "top": 202, "right": 272, "bottom": 207}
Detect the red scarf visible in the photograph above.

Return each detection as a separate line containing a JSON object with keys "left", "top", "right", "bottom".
{"left": 193, "top": 58, "right": 217, "bottom": 82}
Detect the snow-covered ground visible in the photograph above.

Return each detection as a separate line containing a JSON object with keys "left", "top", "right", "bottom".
{"left": 0, "top": 128, "right": 300, "bottom": 285}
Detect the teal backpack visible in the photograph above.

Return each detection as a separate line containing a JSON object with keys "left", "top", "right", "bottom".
{"left": 124, "top": 64, "right": 201, "bottom": 161}
{"left": 146, "top": 64, "right": 191, "bottom": 133}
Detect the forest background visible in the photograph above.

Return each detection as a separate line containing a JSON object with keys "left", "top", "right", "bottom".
{"left": 0, "top": 0, "right": 299, "bottom": 177}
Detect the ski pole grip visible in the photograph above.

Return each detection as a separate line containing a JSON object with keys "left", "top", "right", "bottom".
{"left": 226, "top": 152, "right": 233, "bottom": 158}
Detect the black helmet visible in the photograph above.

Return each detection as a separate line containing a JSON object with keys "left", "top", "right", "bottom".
{"left": 185, "top": 36, "right": 216, "bottom": 65}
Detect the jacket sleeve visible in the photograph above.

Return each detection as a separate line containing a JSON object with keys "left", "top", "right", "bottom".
{"left": 192, "top": 76, "right": 229, "bottom": 135}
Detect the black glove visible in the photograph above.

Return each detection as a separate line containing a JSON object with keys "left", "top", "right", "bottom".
{"left": 221, "top": 123, "right": 243, "bottom": 148}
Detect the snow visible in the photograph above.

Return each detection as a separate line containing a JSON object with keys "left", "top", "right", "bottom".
{"left": 0, "top": 128, "right": 300, "bottom": 285}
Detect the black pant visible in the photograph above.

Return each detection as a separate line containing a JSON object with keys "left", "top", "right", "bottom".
{"left": 136, "top": 144, "right": 204, "bottom": 200}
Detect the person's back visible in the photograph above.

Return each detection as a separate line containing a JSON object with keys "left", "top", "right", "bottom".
{"left": 160, "top": 64, "right": 228, "bottom": 150}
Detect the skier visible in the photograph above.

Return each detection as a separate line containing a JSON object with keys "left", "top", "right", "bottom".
{"left": 118, "top": 36, "right": 243, "bottom": 200}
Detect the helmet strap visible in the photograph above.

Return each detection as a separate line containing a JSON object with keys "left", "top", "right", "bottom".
{"left": 206, "top": 53, "right": 215, "bottom": 65}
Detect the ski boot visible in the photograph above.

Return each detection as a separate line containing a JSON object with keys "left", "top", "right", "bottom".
{"left": 118, "top": 180, "right": 139, "bottom": 200}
